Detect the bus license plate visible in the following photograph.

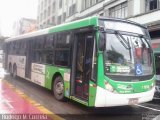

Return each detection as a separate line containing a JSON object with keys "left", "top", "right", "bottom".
{"left": 128, "top": 98, "right": 138, "bottom": 105}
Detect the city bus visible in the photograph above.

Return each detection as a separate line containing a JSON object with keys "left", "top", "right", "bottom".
{"left": 4, "top": 16, "right": 155, "bottom": 107}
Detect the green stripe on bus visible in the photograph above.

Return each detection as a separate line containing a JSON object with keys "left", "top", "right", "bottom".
{"left": 48, "top": 16, "right": 98, "bottom": 33}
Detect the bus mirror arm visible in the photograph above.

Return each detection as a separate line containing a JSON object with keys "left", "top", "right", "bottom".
{"left": 95, "top": 26, "right": 106, "bottom": 33}
{"left": 139, "top": 35, "right": 153, "bottom": 53}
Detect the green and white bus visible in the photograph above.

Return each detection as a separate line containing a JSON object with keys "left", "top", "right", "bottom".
{"left": 4, "top": 16, "right": 155, "bottom": 107}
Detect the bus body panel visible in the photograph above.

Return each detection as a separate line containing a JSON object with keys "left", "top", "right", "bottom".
{"left": 8, "top": 55, "right": 26, "bottom": 78}
{"left": 49, "top": 16, "right": 98, "bottom": 34}
{"left": 31, "top": 63, "right": 46, "bottom": 86}
{"left": 45, "top": 65, "right": 71, "bottom": 98}
{"left": 95, "top": 86, "right": 155, "bottom": 107}
{"left": 105, "top": 78, "right": 155, "bottom": 94}
{"left": 88, "top": 81, "right": 97, "bottom": 106}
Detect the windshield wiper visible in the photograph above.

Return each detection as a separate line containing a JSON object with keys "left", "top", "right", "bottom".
{"left": 115, "top": 31, "right": 131, "bottom": 50}
{"left": 139, "top": 35, "right": 153, "bottom": 53}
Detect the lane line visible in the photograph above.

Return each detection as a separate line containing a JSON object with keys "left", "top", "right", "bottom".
{"left": 135, "top": 104, "right": 160, "bottom": 112}
{"left": 3, "top": 99, "right": 14, "bottom": 109}
{"left": 3, "top": 80, "right": 64, "bottom": 120}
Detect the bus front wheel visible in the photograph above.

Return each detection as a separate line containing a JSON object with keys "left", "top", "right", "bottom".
{"left": 53, "top": 76, "right": 65, "bottom": 101}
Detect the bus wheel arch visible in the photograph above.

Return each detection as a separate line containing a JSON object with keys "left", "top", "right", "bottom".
{"left": 52, "top": 73, "right": 65, "bottom": 101}
{"left": 13, "top": 63, "right": 17, "bottom": 78}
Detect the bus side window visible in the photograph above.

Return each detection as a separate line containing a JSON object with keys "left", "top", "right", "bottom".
{"left": 46, "top": 53, "right": 53, "bottom": 64}
{"left": 35, "top": 36, "right": 45, "bottom": 50}
{"left": 32, "top": 35, "right": 55, "bottom": 65}
{"left": 34, "top": 37, "right": 45, "bottom": 63}
{"left": 54, "top": 33, "right": 71, "bottom": 66}
{"left": 44, "top": 34, "right": 54, "bottom": 65}
{"left": 45, "top": 35, "right": 54, "bottom": 49}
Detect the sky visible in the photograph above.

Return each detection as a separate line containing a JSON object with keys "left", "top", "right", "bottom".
{"left": 0, "top": 0, "right": 38, "bottom": 37}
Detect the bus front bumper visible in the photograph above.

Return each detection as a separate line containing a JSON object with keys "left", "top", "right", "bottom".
{"left": 95, "top": 86, "right": 155, "bottom": 107}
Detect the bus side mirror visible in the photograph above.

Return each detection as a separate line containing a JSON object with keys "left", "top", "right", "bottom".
{"left": 99, "top": 33, "right": 105, "bottom": 51}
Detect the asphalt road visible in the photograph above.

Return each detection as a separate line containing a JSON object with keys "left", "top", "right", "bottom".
{"left": 3, "top": 74, "right": 160, "bottom": 120}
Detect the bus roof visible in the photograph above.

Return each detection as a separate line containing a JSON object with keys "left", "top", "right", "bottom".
{"left": 5, "top": 16, "right": 98, "bottom": 42}
{"left": 5, "top": 16, "right": 147, "bottom": 42}
{"left": 99, "top": 17, "right": 147, "bottom": 29}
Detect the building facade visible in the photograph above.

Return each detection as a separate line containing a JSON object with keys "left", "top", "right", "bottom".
{"left": 37, "top": 0, "right": 160, "bottom": 41}
{"left": 13, "top": 18, "right": 37, "bottom": 36}
{"left": 37, "top": 0, "right": 105, "bottom": 29}
{"left": 0, "top": 20, "right": 1, "bottom": 37}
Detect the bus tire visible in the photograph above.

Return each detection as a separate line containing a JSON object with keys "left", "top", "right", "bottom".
{"left": 13, "top": 65, "right": 17, "bottom": 79}
{"left": 53, "top": 76, "right": 65, "bottom": 101}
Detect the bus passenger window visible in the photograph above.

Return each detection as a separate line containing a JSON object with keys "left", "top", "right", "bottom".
{"left": 54, "top": 32, "right": 71, "bottom": 67}
{"left": 44, "top": 35, "right": 54, "bottom": 49}
{"left": 55, "top": 50, "right": 69, "bottom": 66}
{"left": 46, "top": 54, "right": 53, "bottom": 64}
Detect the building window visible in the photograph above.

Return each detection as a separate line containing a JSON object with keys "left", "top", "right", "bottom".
{"left": 59, "top": 0, "right": 62, "bottom": 9}
{"left": 41, "top": 1, "right": 43, "bottom": 10}
{"left": 44, "top": 0, "right": 47, "bottom": 7}
{"left": 99, "top": 12, "right": 104, "bottom": 16}
{"left": 52, "top": 2, "right": 55, "bottom": 13}
{"left": 47, "top": 19, "right": 50, "bottom": 24}
{"left": 63, "top": 12, "right": 66, "bottom": 22}
{"left": 82, "top": 0, "right": 103, "bottom": 10}
{"left": 96, "top": 0, "right": 103, "bottom": 3}
{"left": 69, "top": 3, "right": 76, "bottom": 16}
{"left": 48, "top": 7, "right": 50, "bottom": 16}
{"left": 40, "top": 13, "right": 43, "bottom": 21}
{"left": 58, "top": 15, "right": 62, "bottom": 24}
{"left": 91, "top": 0, "right": 96, "bottom": 6}
{"left": 146, "top": 0, "right": 159, "bottom": 12}
{"left": 48, "top": 0, "right": 51, "bottom": 5}
{"left": 44, "top": 10, "right": 47, "bottom": 20}
{"left": 109, "top": 2, "right": 128, "bottom": 19}
{"left": 85, "top": 0, "right": 90, "bottom": 8}
{"left": 52, "top": 16, "right": 55, "bottom": 24}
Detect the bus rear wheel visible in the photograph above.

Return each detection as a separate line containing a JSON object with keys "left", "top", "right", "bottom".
{"left": 13, "top": 65, "right": 17, "bottom": 79}
{"left": 9, "top": 64, "right": 13, "bottom": 76}
{"left": 53, "top": 76, "right": 65, "bottom": 101}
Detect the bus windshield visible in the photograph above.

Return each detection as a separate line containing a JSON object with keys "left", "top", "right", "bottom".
{"left": 103, "top": 21, "right": 153, "bottom": 80}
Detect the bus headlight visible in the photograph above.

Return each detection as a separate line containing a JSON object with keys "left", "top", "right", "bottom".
{"left": 150, "top": 82, "right": 155, "bottom": 89}
{"left": 151, "top": 83, "right": 154, "bottom": 87}
{"left": 105, "top": 81, "right": 114, "bottom": 92}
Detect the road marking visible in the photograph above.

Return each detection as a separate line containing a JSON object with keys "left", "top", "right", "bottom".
{"left": 3, "top": 80, "right": 64, "bottom": 120}
{"left": 135, "top": 104, "right": 160, "bottom": 112}
{"left": 1, "top": 99, "right": 14, "bottom": 109}
{"left": 0, "top": 99, "right": 13, "bottom": 109}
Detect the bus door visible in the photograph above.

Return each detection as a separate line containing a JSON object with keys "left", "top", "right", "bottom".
{"left": 72, "top": 33, "right": 94, "bottom": 100}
